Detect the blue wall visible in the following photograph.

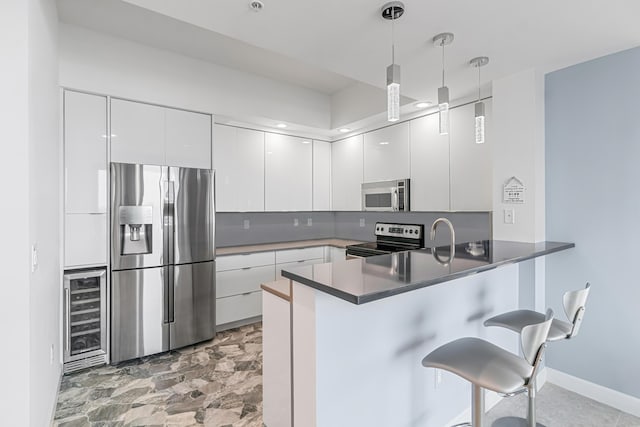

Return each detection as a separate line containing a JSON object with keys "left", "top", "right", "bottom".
{"left": 545, "top": 46, "right": 640, "bottom": 398}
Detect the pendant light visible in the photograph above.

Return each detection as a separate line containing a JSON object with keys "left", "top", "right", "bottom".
{"left": 382, "top": 2, "right": 404, "bottom": 122}
{"left": 433, "top": 33, "right": 454, "bottom": 135}
{"left": 470, "top": 56, "right": 489, "bottom": 144}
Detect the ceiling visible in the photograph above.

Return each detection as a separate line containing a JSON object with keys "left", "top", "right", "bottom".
{"left": 59, "top": 0, "right": 640, "bottom": 134}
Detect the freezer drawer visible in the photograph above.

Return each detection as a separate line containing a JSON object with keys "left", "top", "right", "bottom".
{"left": 170, "top": 261, "right": 216, "bottom": 349}
{"left": 111, "top": 267, "right": 169, "bottom": 363}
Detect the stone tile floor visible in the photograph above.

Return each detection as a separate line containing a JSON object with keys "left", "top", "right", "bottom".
{"left": 55, "top": 321, "right": 640, "bottom": 426}
{"left": 53, "top": 323, "right": 263, "bottom": 427}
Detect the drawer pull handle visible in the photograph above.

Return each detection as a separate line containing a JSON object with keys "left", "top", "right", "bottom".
{"left": 297, "top": 260, "right": 306, "bottom": 263}
{"left": 242, "top": 292, "right": 252, "bottom": 296}
{"left": 242, "top": 267, "right": 252, "bottom": 270}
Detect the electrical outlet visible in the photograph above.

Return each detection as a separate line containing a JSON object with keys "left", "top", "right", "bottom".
{"left": 31, "top": 244, "right": 38, "bottom": 273}
{"left": 503, "top": 209, "right": 515, "bottom": 224}
{"left": 435, "top": 369, "right": 443, "bottom": 387}
{"left": 359, "top": 218, "right": 365, "bottom": 227}
{"left": 50, "top": 344, "right": 54, "bottom": 365}
{"left": 294, "top": 218, "right": 299, "bottom": 227}
{"left": 307, "top": 218, "right": 312, "bottom": 226}
{"left": 243, "top": 219, "right": 250, "bottom": 230}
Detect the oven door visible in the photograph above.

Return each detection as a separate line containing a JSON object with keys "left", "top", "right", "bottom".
{"left": 362, "top": 182, "right": 398, "bottom": 212}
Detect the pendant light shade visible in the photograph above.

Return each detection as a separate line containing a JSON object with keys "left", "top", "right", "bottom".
{"left": 387, "top": 63, "right": 401, "bottom": 122}
{"left": 382, "top": 2, "right": 404, "bottom": 122}
{"left": 433, "top": 33, "right": 454, "bottom": 135}
{"left": 470, "top": 56, "right": 489, "bottom": 144}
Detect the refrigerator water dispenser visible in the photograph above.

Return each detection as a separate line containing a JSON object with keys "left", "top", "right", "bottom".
{"left": 119, "top": 205, "right": 153, "bottom": 255}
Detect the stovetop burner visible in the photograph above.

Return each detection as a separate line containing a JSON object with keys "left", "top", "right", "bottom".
{"left": 346, "top": 222, "right": 425, "bottom": 258}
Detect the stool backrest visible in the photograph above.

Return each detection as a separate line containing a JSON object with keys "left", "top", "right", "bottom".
{"left": 563, "top": 282, "right": 591, "bottom": 338}
{"left": 521, "top": 308, "right": 554, "bottom": 366}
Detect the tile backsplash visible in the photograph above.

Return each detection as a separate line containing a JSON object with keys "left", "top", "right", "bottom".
{"left": 216, "top": 211, "right": 491, "bottom": 248}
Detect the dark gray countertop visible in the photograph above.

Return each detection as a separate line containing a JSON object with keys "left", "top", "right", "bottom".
{"left": 281, "top": 240, "right": 575, "bottom": 304}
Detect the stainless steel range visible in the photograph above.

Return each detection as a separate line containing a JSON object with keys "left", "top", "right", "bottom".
{"left": 346, "top": 222, "right": 425, "bottom": 258}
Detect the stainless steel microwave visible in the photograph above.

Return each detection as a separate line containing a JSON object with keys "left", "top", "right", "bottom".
{"left": 362, "top": 179, "right": 410, "bottom": 212}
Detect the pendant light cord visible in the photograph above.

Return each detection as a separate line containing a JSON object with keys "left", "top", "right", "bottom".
{"left": 391, "top": 7, "right": 396, "bottom": 65}
{"left": 477, "top": 63, "right": 481, "bottom": 101}
{"left": 441, "top": 41, "right": 445, "bottom": 87}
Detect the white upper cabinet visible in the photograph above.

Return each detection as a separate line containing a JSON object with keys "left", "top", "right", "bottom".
{"left": 265, "top": 133, "right": 313, "bottom": 211}
{"left": 409, "top": 113, "right": 450, "bottom": 211}
{"left": 111, "top": 99, "right": 165, "bottom": 165}
{"left": 331, "top": 135, "right": 363, "bottom": 211}
{"left": 165, "top": 108, "right": 212, "bottom": 169}
{"left": 363, "top": 122, "right": 410, "bottom": 183}
{"left": 449, "top": 101, "right": 493, "bottom": 211}
{"left": 64, "top": 91, "right": 108, "bottom": 213}
{"left": 111, "top": 98, "right": 212, "bottom": 168}
{"left": 213, "top": 124, "right": 265, "bottom": 212}
{"left": 313, "top": 140, "right": 331, "bottom": 211}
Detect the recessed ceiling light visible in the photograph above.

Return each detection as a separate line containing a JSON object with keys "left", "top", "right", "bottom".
{"left": 338, "top": 128, "right": 351, "bottom": 133}
{"left": 276, "top": 123, "right": 287, "bottom": 128}
{"left": 379, "top": 141, "right": 390, "bottom": 145}
{"left": 249, "top": 0, "right": 264, "bottom": 12}
{"left": 415, "top": 101, "right": 432, "bottom": 109}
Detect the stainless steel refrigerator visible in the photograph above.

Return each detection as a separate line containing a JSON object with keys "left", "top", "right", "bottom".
{"left": 110, "top": 163, "right": 215, "bottom": 363}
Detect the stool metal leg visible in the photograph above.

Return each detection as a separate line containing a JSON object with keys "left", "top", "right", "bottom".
{"left": 472, "top": 384, "right": 484, "bottom": 427}
{"left": 490, "top": 381, "right": 545, "bottom": 427}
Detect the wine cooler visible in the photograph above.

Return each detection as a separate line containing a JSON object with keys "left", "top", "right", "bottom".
{"left": 63, "top": 268, "right": 108, "bottom": 373}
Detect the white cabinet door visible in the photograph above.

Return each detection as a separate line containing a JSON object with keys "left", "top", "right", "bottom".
{"left": 165, "top": 108, "right": 211, "bottom": 169}
{"left": 110, "top": 99, "right": 165, "bottom": 165}
{"left": 313, "top": 140, "right": 331, "bottom": 211}
{"left": 64, "top": 91, "right": 108, "bottom": 213}
{"left": 363, "top": 122, "right": 410, "bottom": 182}
{"left": 331, "top": 135, "right": 363, "bottom": 211}
{"left": 410, "top": 113, "right": 450, "bottom": 211}
{"left": 265, "top": 133, "right": 312, "bottom": 211}
{"left": 64, "top": 213, "right": 107, "bottom": 267}
{"left": 213, "top": 125, "right": 265, "bottom": 212}
{"left": 449, "top": 102, "right": 492, "bottom": 211}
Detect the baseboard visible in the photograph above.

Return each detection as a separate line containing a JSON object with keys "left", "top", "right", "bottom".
{"left": 546, "top": 368, "right": 640, "bottom": 417}
{"left": 49, "top": 365, "right": 63, "bottom": 426}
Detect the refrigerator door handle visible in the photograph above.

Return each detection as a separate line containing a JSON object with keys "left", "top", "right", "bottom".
{"left": 168, "top": 265, "right": 175, "bottom": 323}
{"left": 162, "top": 267, "right": 169, "bottom": 324}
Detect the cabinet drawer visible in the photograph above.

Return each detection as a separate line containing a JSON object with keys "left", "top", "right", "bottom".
{"left": 276, "top": 258, "right": 324, "bottom": 279}
{"left": 216, "top": 251, "right": 275, "bottom": 272}
{"left": 216, "top": 265, "right": 275, "bottom": 298}
{"left": 216, "top": 291, "right": 262, "bottom": 326}
{"left": 275, "top": 247, "right": 324, "bottom": 264}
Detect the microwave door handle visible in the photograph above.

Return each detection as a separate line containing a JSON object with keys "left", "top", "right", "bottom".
{"left": 392, "top": 189, "right": 399, "bottom": 211}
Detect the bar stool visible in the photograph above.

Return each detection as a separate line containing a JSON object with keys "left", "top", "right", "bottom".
{"left": 484, "top": 283, "right": 591, "bottom": 342}
{"left": 422, "top": 309, "right": 554, "bottom": 427}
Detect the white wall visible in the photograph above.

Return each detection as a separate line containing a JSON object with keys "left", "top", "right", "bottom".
{"left": 59, "top": 23, "right": 331, "bottom": 130}
{"left": 0, "top": 1, "right": 31, "bottom": 423}
{"left": 28, "top": 0, "right": 61, "bottom": 425}
{"left": 0, "top": 0, "right": 61, "bottom": 425}
{"left": 491, "top": 69, "right": 546, "bottom": 243}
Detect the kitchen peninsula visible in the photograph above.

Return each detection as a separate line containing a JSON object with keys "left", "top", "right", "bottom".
{"left": 265, "top": 240, "right": 574, "bottom": 427}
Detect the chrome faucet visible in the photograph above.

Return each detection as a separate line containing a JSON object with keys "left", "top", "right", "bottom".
{"left": 430, "top": 218, "right": 456, "bottom": 260}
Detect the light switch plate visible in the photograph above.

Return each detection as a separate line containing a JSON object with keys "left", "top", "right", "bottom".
{"left": 503, "top": 209, "right": 515, "bottom": 224}
{"left": 243, "top": 219, "right": 250, "bottom": 230}
{"left": 307, "top": 218, "right": 312, "bottom": 226}
{"left": 359, "top": 218, "right": 365, "bottom": 227}
{"left": 294, "top": 218, "right": 299, "bottom": 227}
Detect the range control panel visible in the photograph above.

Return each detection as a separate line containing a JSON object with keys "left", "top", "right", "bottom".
{"left": 374, "top": 222, "right": 423, "bottom": 240}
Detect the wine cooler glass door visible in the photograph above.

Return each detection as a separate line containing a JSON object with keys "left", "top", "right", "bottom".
{"left": 64, "top": 269, "right": 107, "bottom": 363}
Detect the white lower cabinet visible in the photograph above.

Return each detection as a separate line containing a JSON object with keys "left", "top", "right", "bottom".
{"left": 215, "top": 246, "right": 333, "bottom": 328}
{"left": 216, "top": 292, "right": 263, "bottom": 327}
{"left": 324, "top": 246, "right": 346, "bottom": 262}
{"left": 215, "top": 251, "right": 275, "bottom": 329}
